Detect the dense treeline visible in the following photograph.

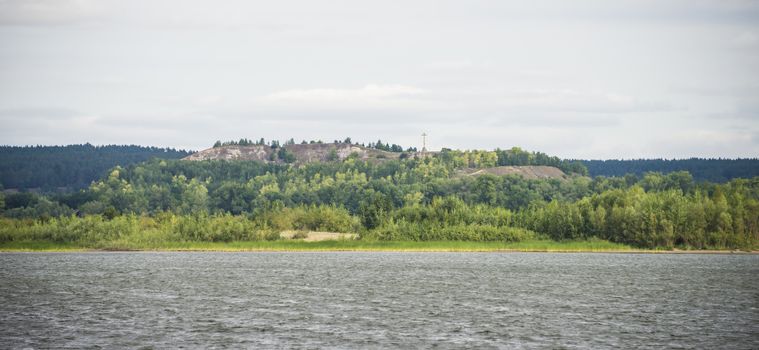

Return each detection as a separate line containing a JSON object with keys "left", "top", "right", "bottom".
{"left": 432, "top": 147, "right": 588, "bottom": 175}
{"left": 366, "top": 139, "right": 416, "bottom": 153}
{"left": 0, "top": 144, "right": 191, "bottom": 190}
{"left": 212, "top": 137, "right": 417, "bottom": 153}
{"left": 0, "top": 205, "right": 358, "bottom": 246}
{"left": 581, "top": 158, "right": 759, "bottom": 183}
{"left": 1, "top": 150, "right": 757, "bottom": 249}
{"left": 519, "top": 180, "right": 759, "bottom": 248}
{"left": 494, "top": 147, "right": 588, "bottom": 175}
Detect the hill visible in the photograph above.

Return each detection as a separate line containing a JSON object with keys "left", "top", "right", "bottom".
{"left": 2, "top": 140, "right": 757, "bottom": 250}
{"left": 183, "top": 143, "right": 404, "bottom": 163}
{"left": 185, "top": 144, "right": 571, "bottom": 180}
{"left": 0, "top": 144, "right": 192, "bottom": 190}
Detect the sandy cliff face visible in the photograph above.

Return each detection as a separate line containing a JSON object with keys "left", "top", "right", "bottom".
{"left": 184, "top": 144, "right": 567, "bottom": 180}
{"left": 183, "top": 145, "right": 270, "bottom": 161}
{"left": 182, "top": 143, "right": 401, "bottom": 163}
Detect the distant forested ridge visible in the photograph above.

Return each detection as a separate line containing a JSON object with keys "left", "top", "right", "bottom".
{"left": 2, "top": 152, "right": 757, "bottom": 250}
{"left": 1, "top": 140, "right": 757, "bottom": 250}
{"left": 580, "top": 158, "right": 759, "bottom": 183}
{"left": 0, "top": 144, "right": 192, "bottom": 190}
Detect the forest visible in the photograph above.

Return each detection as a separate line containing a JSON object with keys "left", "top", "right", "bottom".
{"left": 3, "top": 142, "right": 755, "bottom": 190}
{"left": 1, "top": 142, "right": 757, "bottom": 250}
{"left": 581, "top": 158, "right": 759, "bottom": 183}
{"left": 211, "top": 137, "right": 417, "bottom": 153}
{"left": 0, "top": 144, "right": 191, "bottom": 190}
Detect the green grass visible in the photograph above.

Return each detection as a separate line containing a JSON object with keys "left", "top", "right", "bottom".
{"left": 0, "top": 241, "right": 86, "bottom": 252}
{"left": 0, "top": 239, "right": 639, "bottom": 252}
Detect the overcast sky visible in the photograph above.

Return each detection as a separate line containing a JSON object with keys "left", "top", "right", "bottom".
{"left": 1, "top": 0, "right": 757, "bottom": 159}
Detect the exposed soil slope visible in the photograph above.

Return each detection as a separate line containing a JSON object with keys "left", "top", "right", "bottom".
{"left": 183, "top": 143, "right": 401, "bottom": 163}
{"left": 279, "top": 231, "right": 358, "bottom": 241}
{"left": 459, "top": 166, "right": 568, "bottom": 180}
{"left": 184, "top": 145, "right": 566, "bottom": 180}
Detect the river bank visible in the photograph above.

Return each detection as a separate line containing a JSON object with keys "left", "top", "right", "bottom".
{"left": 1, "top": 239, "right": 755, "bottom": 253}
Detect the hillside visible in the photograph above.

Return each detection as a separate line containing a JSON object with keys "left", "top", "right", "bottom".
{"left": 0, "top": 144, "right": 191, "bottom": 190}
{"left": 185, "top": 144, "right": 571, "bottom": 180}
{"left": 183, "top": 143, "right": 403, "bottom": 163}
{"left": 2, "top": 141, "right": 757, "bottom": 250}
{"left": 580, "top": 158, "right": 759, "bottom": 183}
{"left": 458, "top": 166, "right": 568, "bottom": 180}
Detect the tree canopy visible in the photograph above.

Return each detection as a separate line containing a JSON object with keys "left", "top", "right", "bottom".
{"left": 1, "top": 140, "right": 757, "bottom": 250}
{"left": 0, "top": 144, "right": 191, "bottom": 190}
{"left": 580, "top": 158, "right": 759, "bottom": 183}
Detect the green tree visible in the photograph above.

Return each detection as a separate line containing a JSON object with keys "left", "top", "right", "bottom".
{"left": 326, "top": 149, "right": 339, "bottom": 161}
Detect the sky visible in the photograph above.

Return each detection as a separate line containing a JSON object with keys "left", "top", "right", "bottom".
{"left": 0, "top": 0, "right": 758, "bottom": 159}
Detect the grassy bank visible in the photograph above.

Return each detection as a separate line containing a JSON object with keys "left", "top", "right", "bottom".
{"left": 0, "top": 239, "right": 652, "bottom": 252}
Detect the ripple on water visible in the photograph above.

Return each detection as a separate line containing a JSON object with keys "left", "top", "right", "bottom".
{"left": 0, "top": 252, "right": 757, "bottom": 349}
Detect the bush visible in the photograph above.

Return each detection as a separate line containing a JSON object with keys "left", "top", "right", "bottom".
{"left": 257, "top": 205, "right": 360, "bottom": 233}
{"left": 365, "top": 219, "right": 535, "bottom": 242}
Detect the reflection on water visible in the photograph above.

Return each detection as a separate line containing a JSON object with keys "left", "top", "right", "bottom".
{"left": 1, "top": 252, "right": 757, "bottom": 348}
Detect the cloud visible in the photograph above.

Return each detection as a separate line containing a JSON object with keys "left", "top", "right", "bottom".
{"left": 0, "top": 0, "right": 104, "bottom": 26}
{"left": 642, "top": 128, "right": 758, "bottom": 159}
{"left": 424, "top": 60, "right": 478, "bottom": 71}
{"left": 433, "top": 88, "right": 669, "bottom": 127}
{"left": 228, "top": 85, "right": 673, "bottom": 130}
{"left": 731, "top": 31, "right": 759, "bottom": 48}
{"left": 671, "top": 84, "right": 759, "bottom": 98}
{"left": 0, "top": 108, "right": 99, "bottom": 146}
{"left": 250, "top": 84, "right": 431, "bottom": 118}
{"left": 260, "top": 84, "right": 425, "bottom": 104}
{"left": 194, "top": 95, "right": 224, "bottom": 107}
{"left": 1, "top": 1, "right": 758, "bottom": 158}
{"left": 256, "top": 85, "right": 664, "bottom": 114}
{"left": 491, "top": 89, "right": 669, "bottom": 114}
{"left": 0, "top": 107, "right": 80, "bottom": 120}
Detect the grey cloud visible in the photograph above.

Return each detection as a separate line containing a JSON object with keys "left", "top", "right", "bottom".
{"left": 486, "top": 113, "right": 620, "bottom": 128}
{"left": 0, "top": 107, "right": 80, "bottom": 121}
{"left": 642, "top": 129, "right": 759, "bottom": 159}
{"left": 1, "top": 1, "right": 758, "bottom": 157}
{"left": 670, "top": 84, "right": 759, "bottom": 98}
{"left": 0, "top": 0, "right": 104, "bottom": 26}
{"left": 91, "top": 113, "right": 220, "bottom": 130}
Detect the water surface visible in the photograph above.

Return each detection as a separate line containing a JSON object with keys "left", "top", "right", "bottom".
{"left": 1, "top": 252, "right": 757, "bottom": 349}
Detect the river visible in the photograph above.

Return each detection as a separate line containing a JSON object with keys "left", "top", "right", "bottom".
{"left": 1, "top": 252, "right": 757, "bottom": 348}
